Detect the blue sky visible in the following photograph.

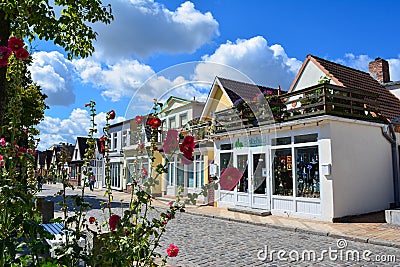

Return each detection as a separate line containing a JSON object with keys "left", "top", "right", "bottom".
{"left": 31, "top": 0, "right": 400, "bottom": 150}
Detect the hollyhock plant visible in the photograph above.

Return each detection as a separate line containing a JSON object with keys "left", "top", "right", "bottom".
{"left": 163, "top": 129, "right": 179, "bottom": 154}
{"left": 180, "top": 135, "right": 195, "bottom": 161}
{"left": 8, "top": 36, "right": 24, "bottom": 52}
{"left": 166, "top": 244, "right": 179, "bottom": 257}
{"left": 134, "top": 115, "right": 143, "bottom": 124}
{"left": 219, "top": 167, "right": 243, "bottom": 191}
{"left": 89, "top": 216, "right": 96, "bottom": 224}
{"left": 14, "top": 47, "right": 29, "bottom": 60}
{"left": 109, "top": 214, "right": 121, "bottom": 231}
{"left": 0, "top": 46, "right": 12, "bottom": 67}
{"left": 107, "top": 110, "right": 116, "bottom": 120}
{"left": 146, "top": 117, "right": 162, "bottom": 129}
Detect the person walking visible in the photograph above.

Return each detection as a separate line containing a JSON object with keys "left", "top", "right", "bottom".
{"left": 89, "top": 174, "right": 96, "bottom": 191}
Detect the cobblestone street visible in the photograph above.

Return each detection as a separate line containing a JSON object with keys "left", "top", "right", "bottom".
{"left": 39, "top": 184, "right": 400, "bottom": 266}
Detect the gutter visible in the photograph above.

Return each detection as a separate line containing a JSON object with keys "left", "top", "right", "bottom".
{"left": 382, "top": 117, "right": 400, "bottom": 207}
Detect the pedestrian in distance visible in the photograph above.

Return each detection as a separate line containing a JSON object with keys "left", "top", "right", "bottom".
{"left": 89, "top": 174, "right": 96, "bottom": 191}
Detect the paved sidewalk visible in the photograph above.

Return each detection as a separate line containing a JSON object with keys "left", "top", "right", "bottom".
{"left": 44, "top": 183, "right": 400, "bottom": 249}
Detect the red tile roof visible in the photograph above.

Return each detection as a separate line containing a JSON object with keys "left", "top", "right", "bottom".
{"left": 309, "top": 55, "right": 400, "bottom": 121}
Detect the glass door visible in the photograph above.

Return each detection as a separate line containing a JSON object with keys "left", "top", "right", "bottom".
{"left": 251, "top": 153, "right": 270, "bottom": 210}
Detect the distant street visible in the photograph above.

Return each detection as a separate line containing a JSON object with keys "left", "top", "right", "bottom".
{"left": 39, "top": 184, "right": 400, "bottom": 267}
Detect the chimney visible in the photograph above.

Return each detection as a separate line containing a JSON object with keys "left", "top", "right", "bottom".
{"left": 369, "top": 57, "right": 390, "bottom": 83}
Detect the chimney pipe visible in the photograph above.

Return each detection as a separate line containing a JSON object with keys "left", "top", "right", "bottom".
{"left": 369, "top": 57, "right": 390, "bottom": 83}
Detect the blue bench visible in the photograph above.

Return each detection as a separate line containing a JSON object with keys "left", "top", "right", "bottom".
{"left": 41, "top": 223, "right": 85, "bottom": 256}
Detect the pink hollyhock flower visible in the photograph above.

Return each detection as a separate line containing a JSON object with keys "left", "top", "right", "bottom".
{"left": 219, "top": 167, "right": 243, "bottom": 191}
{"left": 146, "top": 117, "right": 162, "bottom": 129}
{"left": 109, "top": 214, "right": 121, "bottom": 231}
{"left": 167, "top": 244, "right": 179, "bottom": 257}
{"left": 168, "top": 201, "right": 173, "bottom": 207}
{"left": 8, "top": 36, "right": 24, "bottom": 52}
{"left": 84, "top": 103, "right": 90, "bottom": 107}
{"left": 14, "top": 48, "right": 29, "bottom": 60}
{"left": 142, "top": 167, "right": 148, "bottom": 177}
{"left": 163, "top": 129, "right": 179, "bottom": 154}
{"left": 179, "top": 135, "right": 195, "bottom": 161}
{"left": 139, "top": 143, "right": 144, "bottom": 150}
{"left": 0, "top": 46, "right": 12, "bottom": 67}
{"left": 99, "top": 135, "right": 105, "bottom": 153}
{"left": 89, "top": 216, "right": 96, "bottom": 224}
{"left": 134, "top": 115, "right": 143, "bottom": 124}
{"left": 0, "top": 138, "right": 5, "bottom": 147}
{"left": 18, "top": 147, "right": 27, "bottom": 153}
{"left": 0, "top": 155, "right": 4, "bottom": 167}
{"left": 107, "top": 110, "right": 116, "bottom": 120}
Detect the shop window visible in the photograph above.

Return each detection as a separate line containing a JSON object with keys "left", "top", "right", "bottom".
{"left": 169, "top": 117, "right": 176, "bottom": 129}
{"left": 196, "top": 161, "right": 204, "bottom": 188}
{"left": 294, "top": 133, "right": 318, "bottom": 144}
{"left": 271, "top": 137, "right": 291, "bottom": 146}
{"left": 237, "top": 155, "right": 248, "bottom": 193}
{"left": 180, "top": 113, "right": 188, "bottom": 127}
{"left": 253, "top": 154, "right": 266, "bottom": 194}
{"left": 220, "top": 152, "right": 233, "bottom": 191}
{"left": 295, "top": 146, "right": 320, "bottom": 198}
{"left": 272, "top": 149, "right": 293, "bottom": 196}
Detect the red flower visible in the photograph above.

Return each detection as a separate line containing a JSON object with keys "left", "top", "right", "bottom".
{"left": 146, "top": 117, "right": 162, "bottom": 129}
{"left": 107, "top": 110, "right": 116, "bottom": 120}
{"left": 219, "top": 167, "right": 243, "bottom": 191}
{"left": 0, "top": 46, "right": 12, "bottom": 67}
{"left": 179, "top": 135, "right": 195, "bottom": 161}
{"left": 99, "top": 135, "right": 105, "bottom": 153}
{"left": 167, "top": 244, "right": 179, "bottom": 257}
{"left": 109, "top": 214, "right": 121, "bottom": 231}
{"left": 134, "top": 115, "right": 143, "bottom": 124}
{"left": 89, "top": 216, "right": 96, "bottom": 224}
{"left": 163, "top": 129, "right": 179, "bottom": 154}
{"left": 0, "top": 138, "right": 5, "bottom": 147}
{"left": 142, "top": 167, "right": 148, "bottom": 177}
{"left": 8, "top": 36, "right": 24, "bottom": 52}
{"left": 14, "top": 48, "right": 29, "bottom": 60}
{"left": 0, "top": 155, "right": 4, "bottom": 167}
{"left": 85, "top": 103, "right": 90, "bottom": 107}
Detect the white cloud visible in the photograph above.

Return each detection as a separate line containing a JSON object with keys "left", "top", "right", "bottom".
{"left": 388, "top": 56, "right": 400, "bottom": 81}
{"left": 29, "top": 51, "right": 76, "bottom": 106}
{"left": 196, "top": 36, "right": 302, "bottom": 90}
{"left": 37, "top": 108, "right": 124, "bottom": 150}
{"left": 93, "top": 0, "right": 219, "bottom": 59}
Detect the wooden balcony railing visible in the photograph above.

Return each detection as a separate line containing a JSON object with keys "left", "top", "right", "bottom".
{"left": 213, "top": 83, "right": 381, "bottom": 133}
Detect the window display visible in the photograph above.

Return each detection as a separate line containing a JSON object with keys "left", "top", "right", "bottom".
{"left": 295, "top": 146, "right": 320, "bottom": 198}
{"left": 272, "top": 149, "right": 293, "bottom": 196}
{"left": 237, "top": 155, "right": 248, "bottom": 192}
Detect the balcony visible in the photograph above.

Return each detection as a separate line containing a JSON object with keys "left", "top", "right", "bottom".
{"left": 213, "top": 83, "right": 381, "bottom": 133}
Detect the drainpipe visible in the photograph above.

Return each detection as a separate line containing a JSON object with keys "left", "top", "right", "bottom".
{"left": 382, "top": 118, "right": 400, "bottom": 207}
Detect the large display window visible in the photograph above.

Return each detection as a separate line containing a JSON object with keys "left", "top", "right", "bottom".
{"left": 272, "top": 148, "right": 293, "bottom": 196}
{"left": 295, "top": 146, "right": 320, "bottom": 198}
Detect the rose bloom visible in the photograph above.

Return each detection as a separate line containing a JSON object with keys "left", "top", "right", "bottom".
{"left": 89, "top": 216, "right": 96, "bottom": 224}
{"left": 134, "top": 115, "right": 143, "bottom": 124}
{"left": 109, "top": 214, "right": 121, "bottom": 230}
{"left": 107, "top": 110, "right": 116, "bottom": 120}
{"left": 14, "top": 48, "right": 29, "bottom": 60}
{"left": 167, "top": 244, "right": 179, "bottom": 257}
{"left": 146, "top": 117, "right": 162, "bottom": 129}
{"left": 163, "top": 129, "right": 179, "bottom": 154}
{"left": 8, "top": 36, "right": 24, "bottom": 52}
{"left": 179, "top": 135, "right": 195, "bottom": 161}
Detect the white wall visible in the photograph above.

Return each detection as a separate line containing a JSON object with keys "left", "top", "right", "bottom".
{"left": 292, "top": 61, "right": 335, "bottom": 91}
{"left": 329, "top": 120, "right": 393, "bottom": 218}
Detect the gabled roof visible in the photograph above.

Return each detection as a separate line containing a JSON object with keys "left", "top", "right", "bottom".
{"left": 76, "top": 137, "right": 89, "bottom": 160}
{"left": 291, "top": 54, "right": 400, "bottom": 120}
{"left": 218, "top": 77, "right": 282, "bottom": 103}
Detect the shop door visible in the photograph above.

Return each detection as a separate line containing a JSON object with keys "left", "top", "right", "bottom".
{"left": 251, "top": 153, "right": 270, "bottom": 210}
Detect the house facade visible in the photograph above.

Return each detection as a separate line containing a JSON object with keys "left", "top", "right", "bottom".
{"left": 202, "top": 56, "right": 400, "bottom": 221}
